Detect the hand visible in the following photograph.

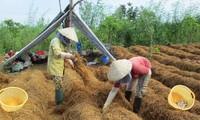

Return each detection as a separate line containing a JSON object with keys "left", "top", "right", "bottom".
{"left": 70, "top": 54, "right": 75, "bottom": 59}
{"left": 65, "top": 59, "right": 74, "bottom": 68}
{"left": 70, "top": 54, "right": 77, "bottom": 62}
{"left": 60, "top": 52, "right": 72, "bottom": 59}
{"left": 72, "top": 57, "right": 77, "bottom": 62}
{"left": 103, "top": 103, "right": 109, "bottom": 110}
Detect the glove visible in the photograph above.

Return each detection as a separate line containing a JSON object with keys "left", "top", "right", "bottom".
{"left": 65, "top": 59, "right": 74, "bottom": 68}
{"left": 103, "top": 87, "right": 119, "bottom": 109}
{"left": 60, "top": 52, "right": 73, "bottom": 59}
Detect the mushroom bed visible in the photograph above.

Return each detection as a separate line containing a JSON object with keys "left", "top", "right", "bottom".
{"left": 0, "top": 43, "right": 200, "bottom": 120}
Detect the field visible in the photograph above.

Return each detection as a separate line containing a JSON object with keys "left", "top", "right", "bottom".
{"left": 0, "top": 43, "right": 200, "bottom": 120}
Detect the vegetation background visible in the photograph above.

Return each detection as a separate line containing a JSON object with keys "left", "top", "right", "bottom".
{"left": 0, "top": 0, "right": 200, "bottom": 54}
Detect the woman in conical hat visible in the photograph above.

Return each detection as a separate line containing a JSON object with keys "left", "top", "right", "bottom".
{"left": 47, "top": 19, "right": 78, "bottom": 105}
{"left": 103, "top": 56, "right": 152, "bottom": 114}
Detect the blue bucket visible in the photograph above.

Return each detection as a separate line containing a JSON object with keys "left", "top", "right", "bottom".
{"left": 100, "top": 55, "right": 110, "bottom": 64}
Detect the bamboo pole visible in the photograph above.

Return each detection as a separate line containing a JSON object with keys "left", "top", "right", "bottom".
{"left": 69, "top": 0, "right": 73, "bottom": 27}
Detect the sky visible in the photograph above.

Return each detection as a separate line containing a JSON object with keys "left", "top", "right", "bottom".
{"left": 0, "top": 0, "right": 199, "bottom": 24}
{"left": 0, "top": 0, "right": 143, "bottom": 24}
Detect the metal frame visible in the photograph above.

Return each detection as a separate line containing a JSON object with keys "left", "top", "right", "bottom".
{"left": 0, "top": 2, "right": 116, "bottom": 67}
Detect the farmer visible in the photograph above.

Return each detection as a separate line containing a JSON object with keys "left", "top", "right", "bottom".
{"left": 47, "top": 22, "right": 78, "bottom": 105}
{"left": 103, "top": 56, "right": 152, "bottom": 114}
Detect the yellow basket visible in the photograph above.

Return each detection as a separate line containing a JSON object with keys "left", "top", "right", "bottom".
{"left": 0, "top": 87, "right": 28, "bottom": 112}
{"left": 168, "top": 85, "right": 195, "bottom": 110}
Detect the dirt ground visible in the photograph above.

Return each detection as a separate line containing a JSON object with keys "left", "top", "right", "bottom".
{"left": 0, "top": 43, "right": 200, "bottom": 120}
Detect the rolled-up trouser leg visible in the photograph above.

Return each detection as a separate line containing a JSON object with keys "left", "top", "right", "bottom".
{"left": 136, "top": 69, "right": 151, "bottom": 98}
{"left": 125, "top": 79, "right": 137, "bottom": 101}
{"left": 126, "top": 78, "right": 137, "bottom": 91}
{"left": 133, "top": 69, "right": 151, "bottom": 113}
{"left": 52, "top": 76, "right": 64, "bottom": 105}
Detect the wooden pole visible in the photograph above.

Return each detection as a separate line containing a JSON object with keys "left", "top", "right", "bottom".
{"left": 69, "top": 0, "right": 73, "bottom": 27}
{"left": 64, "top": 0, "right": 83, "bottom": 28}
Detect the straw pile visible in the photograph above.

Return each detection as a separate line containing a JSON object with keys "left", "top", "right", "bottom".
{"left": 0, "top": 44, "right": 200, "bottom": 119}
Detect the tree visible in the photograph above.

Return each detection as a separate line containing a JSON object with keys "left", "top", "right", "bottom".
{"left": 115, "top": 5, "right": 126, "bottom": 19}
{"left": 4, "top": 19, "right": 24, "bottom": 38}
{"left": 79, "top": 0, "right": 107, "bottom": 28}
{"left": 132, "top": 8, "right": 159, "bottom": 59}
{"left": 180, "top": 16, "right": 199, "bottom": 43}
{"left": 3, "top": 19, "right": 24, "bottom": 51}
{"left": 78, "top": 0, "right": 109, "bottom": 50}
{"left": 127, "top": 3, "right": 136, "bottom": 20}
{"left": 26, "top": 1, "right": 38, "bottom": 26}
{"left": 98, "top": 15, "right": 123, "bottom": 44}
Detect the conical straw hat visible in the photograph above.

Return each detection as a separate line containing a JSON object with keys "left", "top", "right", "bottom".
{"left": 58, "top": 27, "right": 78, "bottom": 42}
{"left": 107, "top": 59, "right": 132, "bottom": 81}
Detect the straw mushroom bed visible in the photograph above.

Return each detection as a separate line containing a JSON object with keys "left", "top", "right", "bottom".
{"left": 0, "top": 43, "right": 199, "bottom": 119}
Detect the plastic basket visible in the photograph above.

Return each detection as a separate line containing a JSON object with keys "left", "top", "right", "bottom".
{"left": 168, "top": 85, "right": 195, "bottom": 110}
{"left": 0, "top": 87, "right": 28, "bottom": 112}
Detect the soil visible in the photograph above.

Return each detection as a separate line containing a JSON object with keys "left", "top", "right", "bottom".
{"left": 0, "top": 43, "right": 200, "bottom": 120}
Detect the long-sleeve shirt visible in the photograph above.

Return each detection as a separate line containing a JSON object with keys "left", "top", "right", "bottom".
{"left": 104, "top": 56, "right": 152, "bottom": 109}
{"left": 114, "top": 56, "right": 151, "bottom": 87}
{"left": 47, "top": 38, "right": 69, "bottom": 77}
{"left": 129, "top": 56, "right": 151, "bottom": 77}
